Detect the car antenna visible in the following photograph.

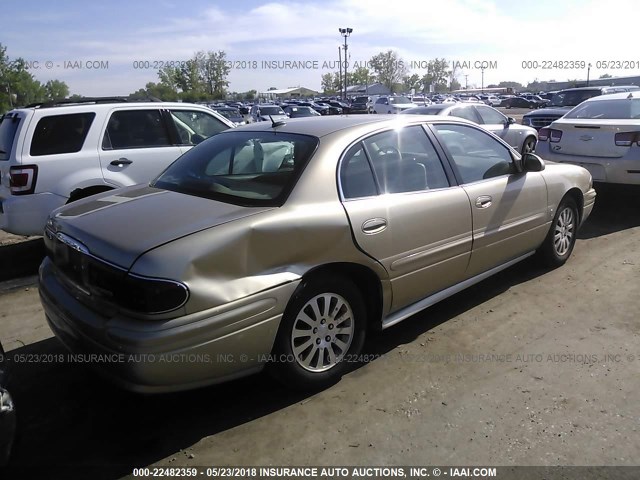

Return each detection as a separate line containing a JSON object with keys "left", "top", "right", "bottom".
{"left": 269, "top": 115, "right": 286, "bottom": 128}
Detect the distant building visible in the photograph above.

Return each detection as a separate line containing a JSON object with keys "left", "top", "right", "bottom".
{"left": 345, "top": 83, "right": 391, "bottom": 96}
{"left": 538, "top": 74, "right": 640, "bottom": 92}
{"left": 259, "top": 87, "right": 319, "bottom": 99}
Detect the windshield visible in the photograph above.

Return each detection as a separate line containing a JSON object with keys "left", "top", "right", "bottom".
{"left": 215, "top": 109, "right": 240, "bottom": 119}
{"left": 550, "top": 90, "right": 601, "bottom": 107}
{"left": 257, "top": 106, "right": 285, "bottom": 116}
{"left": 0, "top": 113, "right": 21, "bottom": 160}
{"left": 152, "top": 131, "right": 319, "bottom": 207}
{"left": 564, "top": 99, "right": 640, "bottom": 119}
{"left": 354, "top": 97, "right": 369, "bottom": 103}
{"left": 390, "top": 96, "right": 412, "bottom": 105}
{"left": 402, "top": 106, "right": 446, "bottom": 115}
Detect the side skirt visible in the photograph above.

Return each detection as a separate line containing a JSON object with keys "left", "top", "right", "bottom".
{"left": 381, "top": 251, "right": 536, "bottom": 330}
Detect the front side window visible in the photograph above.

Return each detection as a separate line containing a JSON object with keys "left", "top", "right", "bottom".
{"left": 450, "top": 107, "right": 480, "bottom": 123}
{"left": 152, "top": 131, "right": 318, "bottom": 206}
{"left": 170, "top": 110, "right": 229, "bottom": 145}
{"left": 361, "top": 126, "right": 450, "bottom": 194}
{"left": 30, "top": 113, "right": 95, "bottom": 156}
{"left": 433, "top": 124, "right": 516, "bottom": 184}
{"left": 476, "top": 106, "right": 507, "bottom": 125}
{"left": 103, "top": 110, "right": 169, "bottom": 149}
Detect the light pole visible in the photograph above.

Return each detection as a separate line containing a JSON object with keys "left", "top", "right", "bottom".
{"left": 587, "top": 63, "right": 592, "bottom": 86}
{"left": 481, "top": 67, "right": 485, "bottom": 93}
{"left": 339, "top": 27, "right": 352, "bottom": 100}
{"left": 464, "top": 74, "right": 469, "bottom": 90}
{"left": 337, "top": 46, "right": 342, "bottom": 98}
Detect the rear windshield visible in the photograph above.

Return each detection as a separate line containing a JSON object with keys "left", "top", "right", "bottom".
{"left": 0, "top": 113, "right": 21, "bottom": 161}
{"left": 564, "top": 99, "right": 640, "bottom": 119}
{"left": 30, "top": 112, "right": 95, "bottom": 156}
{"left": 152, "top": 131, "right": 319, "bottom": 207}
{"left": 550, "top": 90, "right": 601, "bottom": 107}
{"left": 390, "top": 96, "right": 411, "bottom": 104}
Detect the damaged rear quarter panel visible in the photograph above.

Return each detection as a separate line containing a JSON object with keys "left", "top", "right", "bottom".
{"left": 129, "top": 137, "right": 389, "bottom": 316}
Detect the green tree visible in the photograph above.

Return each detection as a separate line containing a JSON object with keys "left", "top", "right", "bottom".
{"left": 599, "top": 73, "right": 612, "bottom": 79}
{"left": 350, "top": 66, "right": 372, "bottom": 87}
{"left": 402, "top": 73, "right": 421, "bottom": 92}
{"left": 369, "top": 50, "right": 407, "bottom": 93}
{"left": 419, "top": 58, "right": 450, "bottom": 93}
{"left": 197, "top": 50, "right": 230, "bottom": 98}
{"left": 44, "top": 79, "right": 69, "bottom": 101}
{"left": 321, "top": 72, "right": 338, "bottom": 94}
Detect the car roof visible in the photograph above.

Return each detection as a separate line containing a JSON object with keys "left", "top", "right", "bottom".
{"left": 579, "top": 91, "right": 640, "bottom": 102}
{"left": 220, "top": 114, "right": 466, "bottom": 138}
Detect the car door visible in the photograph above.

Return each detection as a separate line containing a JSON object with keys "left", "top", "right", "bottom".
{"left": 339, "top": 125, "right": 473, "bottom": 312}
{"left": 98, "top": 108, "right": 183, "bottom": 187}
{"left": 474, "top": 105, "right": 521, "bottom": 149}
{"left": 430, "top": 123, "right": 549, "bottom": 278}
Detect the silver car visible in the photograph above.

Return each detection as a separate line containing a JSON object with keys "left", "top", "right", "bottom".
{"left": 402, "top": 103, "right": 538, "bottom": 155}
{"left": 39, "top": 115, "right": 595, "bottom": 393}
{"left": 535, "top": 91, "right": 640, "bottom": 185}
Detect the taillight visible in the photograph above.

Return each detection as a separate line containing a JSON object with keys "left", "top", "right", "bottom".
{"left": 538, "top": 128, "right": 550, "bottom": 141}
{"left": 538, "top": 128, "right": 562, "bottom": 142}
{"left": 549, "top": 129, "right": 562, "bottom": 143}
{"left": 9, "top": 165, "right": 38, "bottom": 195}
{"left": 614, "top": 132, "right": 640, "bottom": 146}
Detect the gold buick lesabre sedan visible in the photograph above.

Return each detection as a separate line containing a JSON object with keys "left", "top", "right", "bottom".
{"left": 39, "top": 115, "right": 596, "bottom": 393}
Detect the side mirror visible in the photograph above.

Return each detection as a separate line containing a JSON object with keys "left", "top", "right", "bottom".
{"left": 384, "top": 101, "right": 389, "bottom": 105}
{"left": 507, "top": 117, "right": 516, "bottom": 125}
{"left": 523, "top": 153, "right": 545, "bottom": 172}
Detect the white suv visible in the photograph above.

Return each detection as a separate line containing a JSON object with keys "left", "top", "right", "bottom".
{"left": 0, "top": 98, "right": 235, "bottom": 236}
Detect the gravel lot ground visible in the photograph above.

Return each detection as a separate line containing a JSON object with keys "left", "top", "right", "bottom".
{"left": 1, "top": 124, "right": 638, "bottom": 479}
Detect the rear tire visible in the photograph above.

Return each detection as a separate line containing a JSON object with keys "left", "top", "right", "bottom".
{"left": 269, "top": 275, "right": 366, "bottom": 390}
{"left": 537, "top": 196, "right": 579, "bottom": 268}
{"left": 521, "top": 136, "right": 537, "bottom": 155}
{"left": 67, "top": 186, "right": 113, "bottom": 204}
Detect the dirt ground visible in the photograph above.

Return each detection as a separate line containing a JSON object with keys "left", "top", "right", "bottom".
{"left": 0, "top": 183, "right": 639, "bottom": 479}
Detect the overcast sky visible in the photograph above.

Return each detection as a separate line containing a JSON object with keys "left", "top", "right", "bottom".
{"left": 3, "top": 0, "right": 639, "bottom": 96}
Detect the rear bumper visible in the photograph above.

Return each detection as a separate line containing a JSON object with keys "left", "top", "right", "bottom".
{"left": 0, "top": 192, "right": 67, "bottom": 236}
{"left": 39, "top": 257, "right": 300, "bottom": 393}
{"left": 537, "top": 145, "right": 640, "bottom": 185}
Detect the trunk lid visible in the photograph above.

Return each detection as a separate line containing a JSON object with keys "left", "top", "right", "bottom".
{"left": 549, "top": 119, "right": 639, "bottom": 158}
{"left": 48, "top": 184, "right": 274, "bottom": 269}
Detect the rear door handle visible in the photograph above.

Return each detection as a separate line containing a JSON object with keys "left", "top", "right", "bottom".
{"left": 110, "top": 158, "right": 132, "bottom": 167}
{"left": 475, "top": 195, "right": 492, "bottom": 208}
{"left": 362, "top": 218, "right": 387, "bottom": 234}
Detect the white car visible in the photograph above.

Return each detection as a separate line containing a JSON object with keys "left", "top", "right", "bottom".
{"left": 402, "top": 103, "right": 538, "bottom": 155}
{"left": 0, "top": 98, "right": 235, "bottom": 236}
{"left": 372, "top": 96, "right": 415, "bottom": 114}
{"left": 535, "top": 91, "right": 640, "bottom": 185}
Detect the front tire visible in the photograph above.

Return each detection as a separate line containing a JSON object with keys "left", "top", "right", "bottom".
{"left": 537, "top": 197, "right": 579, "bottom": 267}
{"left": 269, "top": 275, "right": 366, "bottom": 390}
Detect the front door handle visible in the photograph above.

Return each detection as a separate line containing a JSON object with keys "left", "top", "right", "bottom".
{"left": 362, "top": 218, "right": 387, "bottom": 234}
{"left": 110, "top": 158, "right": 133, "bottom": 167}
{"left": 475, "top": 195, "right": 492, "bottom": 208}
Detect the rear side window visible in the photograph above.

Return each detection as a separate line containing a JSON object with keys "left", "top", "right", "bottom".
{"left": 0, "top": 114, "right": 21, "bottom": 160}
{"left": 30, "top": 113, "right": 95, "bottom": 156}
{"left": 169, "top": 110, "right": 229, "bottom": 146}
{"left": 103, "top": 110, "right": 170, "bottom": 149}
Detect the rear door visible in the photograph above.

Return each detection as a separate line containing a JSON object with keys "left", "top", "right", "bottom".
{"left": 98, "top": 108, "right": 183, "bottom": 187}
{"left": 430, "top": 123, "right": 549, "bottom": 278}
{"left": 339, "top": 125, "right": 473, "bottom": 312}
